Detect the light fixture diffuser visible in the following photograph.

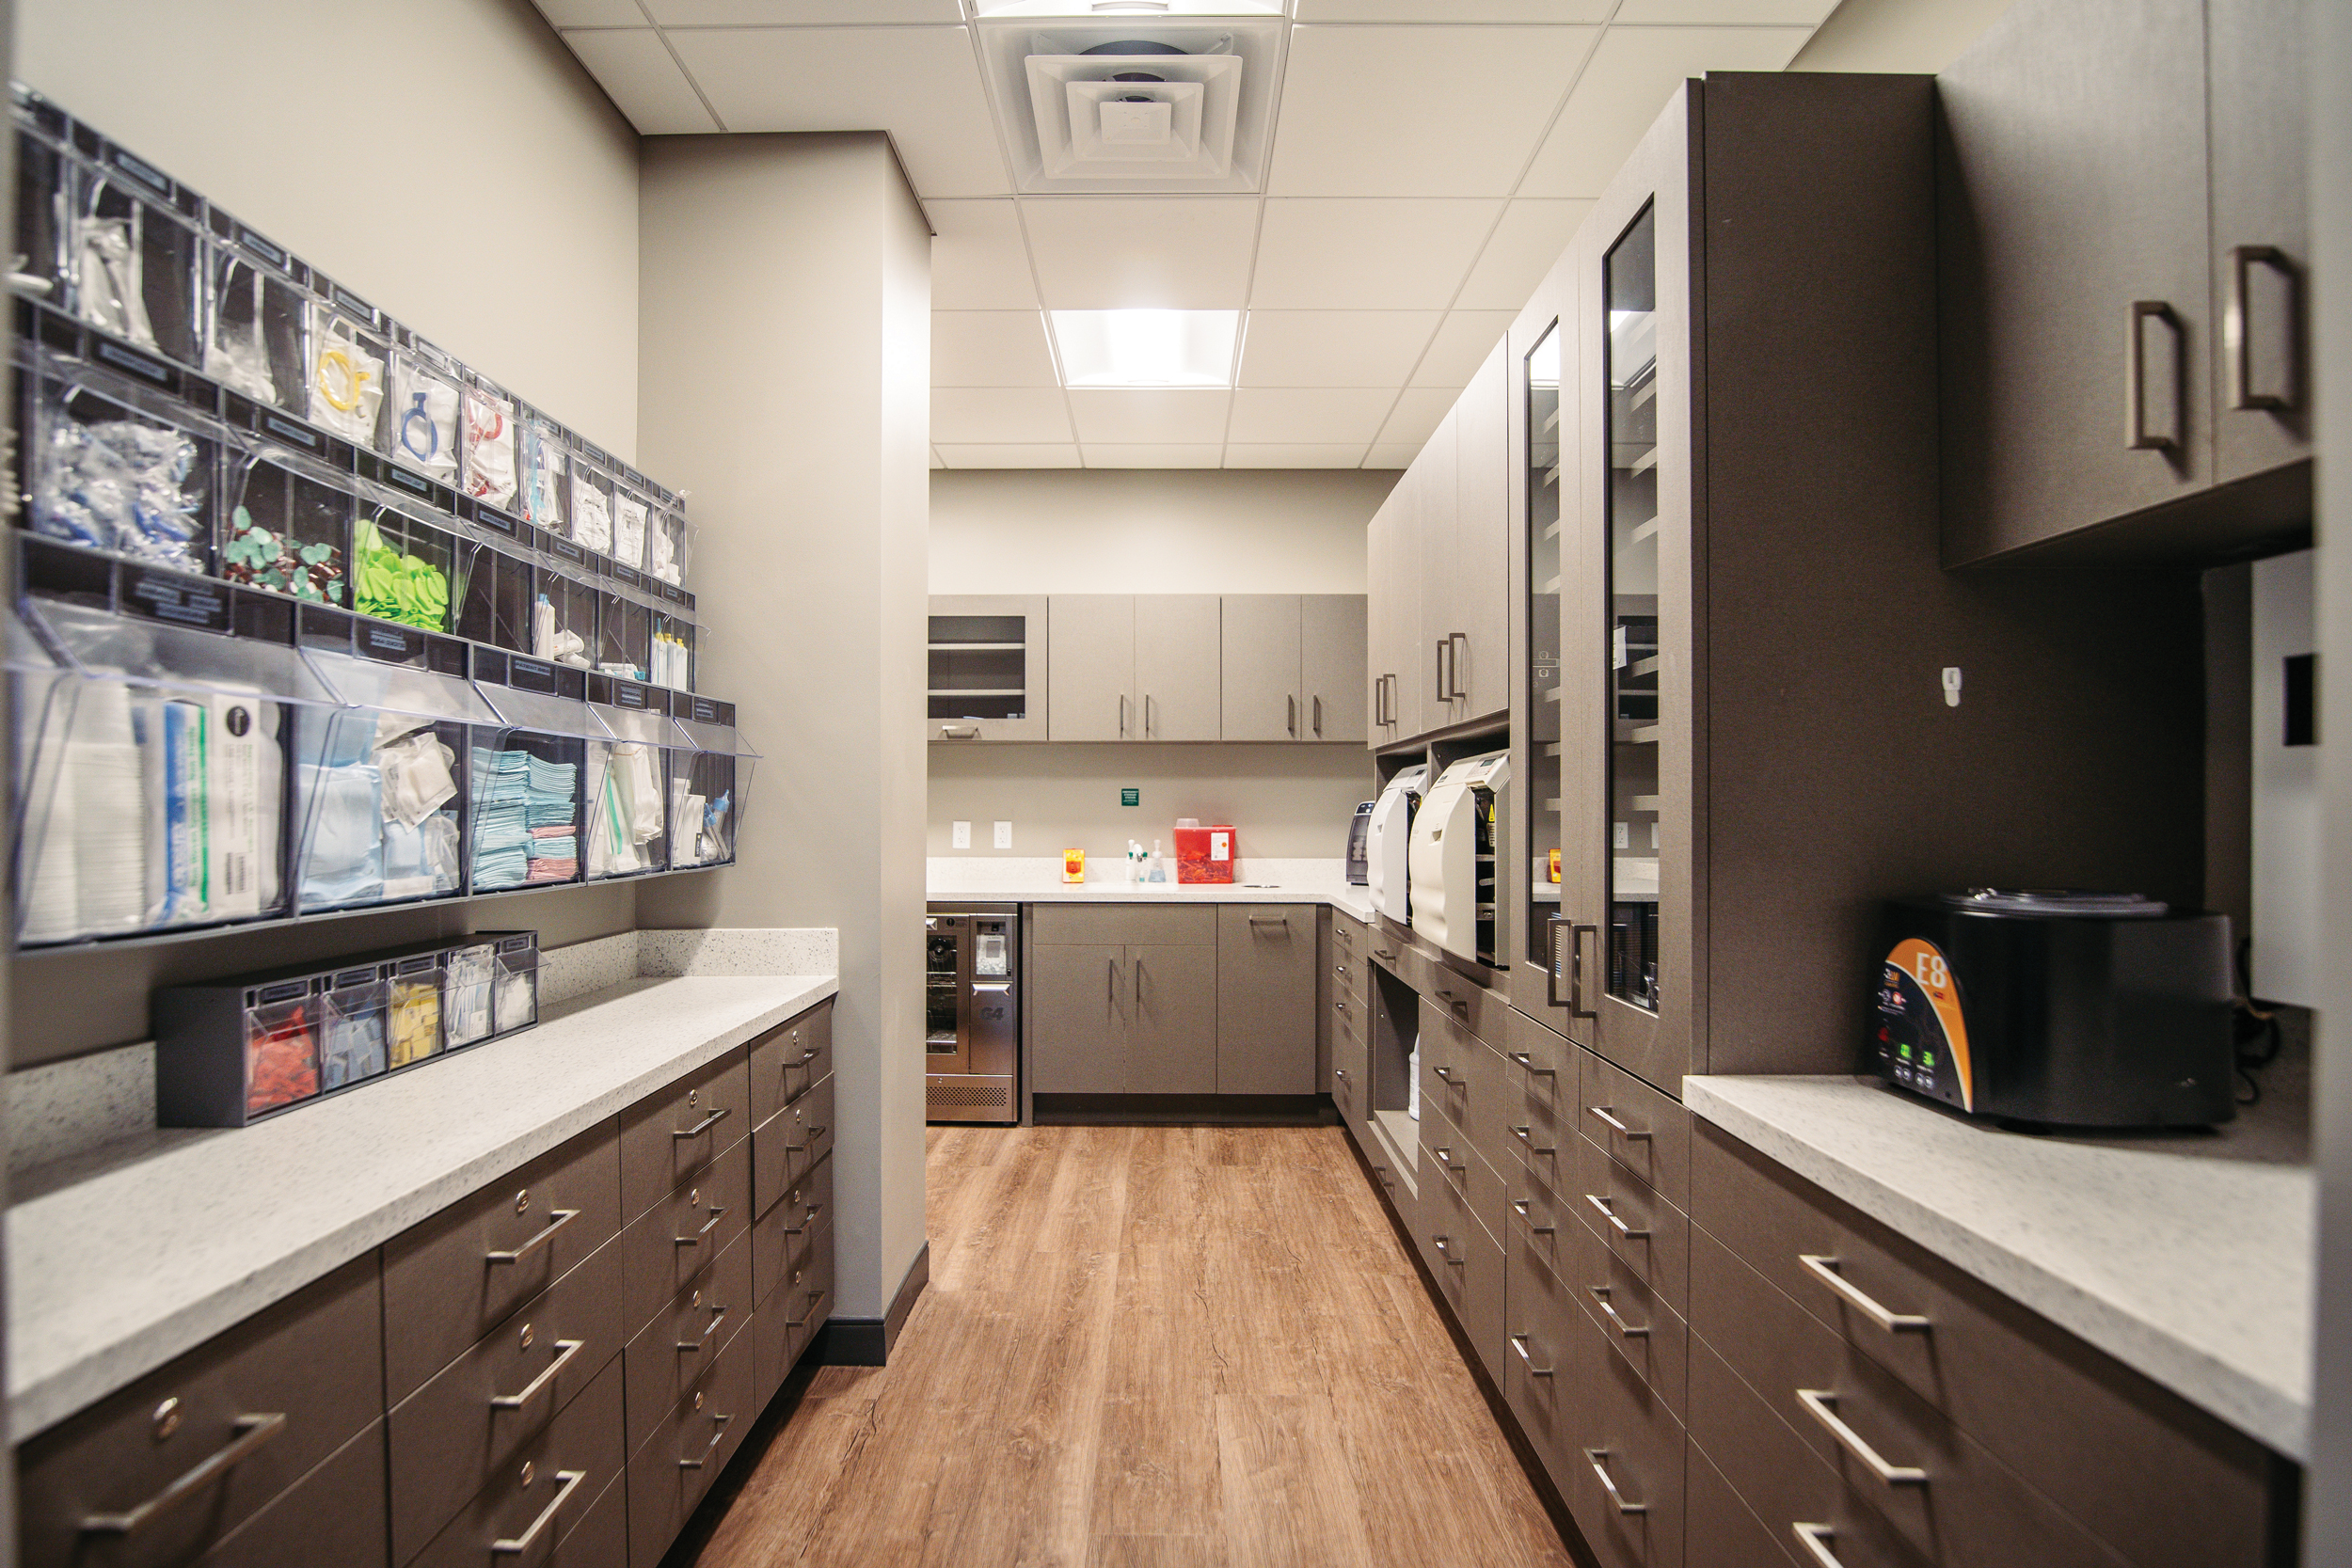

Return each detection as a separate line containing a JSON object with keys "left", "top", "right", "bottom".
{"left": 1049, "top": 309, "right": 1240, "bottom": 388}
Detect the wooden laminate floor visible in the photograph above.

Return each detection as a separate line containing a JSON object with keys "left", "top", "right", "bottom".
{"left": 681, "top": 1123, "right": 1578, "bottom": 1568}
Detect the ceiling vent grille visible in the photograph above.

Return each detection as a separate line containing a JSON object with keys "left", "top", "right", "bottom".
{"left": 979, "top": 22, "right": 1283, "bottom": 194}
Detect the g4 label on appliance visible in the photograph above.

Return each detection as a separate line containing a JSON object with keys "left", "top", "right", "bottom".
{"left": 1121, "top": 788, "right": 1139, "bottom": 807}
{"left": 1876, "top": 937, "right": 1973, "bottom": 1110}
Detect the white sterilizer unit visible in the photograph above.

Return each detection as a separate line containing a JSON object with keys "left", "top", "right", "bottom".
{"left": 1366, "top": 764, "right": 1428, "bottom": 926}
{"left": 1409, "top": 751, "right": 1508, "bottom": 970}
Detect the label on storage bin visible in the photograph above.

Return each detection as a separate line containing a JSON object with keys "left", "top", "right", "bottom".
{"left": 93, "top": 337, "right": 170, "bottom": 386}
{"left": 359, "top": 622, "right": 422, "bottom": 664}
{"left": 231, "top": 224, "right": 289, "bottom": 270}
{"left": 261, "top": 413, "right": 323, "bottom": 451}
{"left": 330, "top": 967, "right": 379, "bottom": 990}
{"left": 471, "top": 502, "right": 520, "bottom": 536}
{"left": 548, "top": 538, "right": 586, "bottom": 566}
{"left": 120, "top": 566, "right": 230, "bottom": 632}
{"left": 247, "top": 979, "right": 311, "bottom": 1006}
{"left": 106, "top": 147, "right": 171, "bottom": 196}
{"left": 507, "top": 657, "right": 558, "bottom": 694}
{"left": 497, "top": 934, "right": 535, "bottom": 954}
{"left": 395, "top": 956, "right": 437, "bottom": 977}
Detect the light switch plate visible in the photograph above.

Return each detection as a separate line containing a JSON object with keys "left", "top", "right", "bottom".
{"left": 993, "top": 821, "right": 1012, "bottom": 848}
{"left": 952, "top": 820, "right": 971, "bottom": 849}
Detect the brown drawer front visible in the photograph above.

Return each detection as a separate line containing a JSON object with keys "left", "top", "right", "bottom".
{"left": 755, "top": 1222, "right": 837, "bottom": 1411}
{"left": 621, "top": 1137, "right": 752, "bottom": 1333}
{"left": 388, "top": 1238, "right": 625, "bottom": 1563}
{"left": 409, "top": 1350, "right": 627, "bottom": 1568}
{"left": 753, "top": 1075, "right": 837, "bottom": 1218}
{"left": 1502, "top": 1224, "right": 1589, "bottom": 1487}
{"left": 754, "top": 1153, "right": 836, "bottom": 1307}
{"left": 1422, "top": 1103, "right": 1506, "bottom": 1254}
{"left": 384, "top": 1120, "right": 622, "bottom": 1403}
{"left": 1331, "top": 1058, "right": 1360, "bottom": 1122}
{"left": 1502, "top": 1008, "right": 1575, "bottom": 1111}
{"left": 1503, "top": 1155, "right": 1577, "bottom": 1284}
{"left": 545, "top": 1473, "right": 626, "bottom": 1568}
{"left": 1331, "top": 912, "right": 1359, "bottom": 957}
{"left": 198, "top": 1422, "right": 389, "bottom": 1568}
{"left": 749, "top": 1000, "right": 834, "bottom": 1125}
{"left": 1421, "top": 1155, "right": 1506, "bottom": 1386}
{"left": 628, "top": 1336, "right": 757, "bottom": 1568}
{"left": 1690, "top": 1124, "right": 2273, "bottom": 1568}
{"left": 1573, "top": 1206, "right": 1690, "bottom": 1421}
{"left": 1578, "top": 1048, "right": 1690, "bottom": 1212}
{"left": 625, "top": 1226, "right": 755, "bottom": 1454}
{"left": 1419, "top": 1002, "right": 1513, "bottom": 1175}
{"left": 1502, "top": 1070, "right": 1574, "bottom": 1196}
{"left": 1692, "top": 1226, "right": 2135, "bottom": 1568}
{"left": 1573, "top": 1132, "right": 1690, "bottom": 1318}
{"left": 20, "top": 1254, "right": 384, "bottom": 1568}
{"left": 1033, "top": 903, "right": 1214, "bottom": 946}
{"left": 1422, "top": 966, "right": 1507, "bottom": 1048}
{"left": 1567, "top": 1311, "right": 1688, "bottom": 1568}
{"left": 1685, "top": 1440, "right": 1800, "bottom": 1568}
{"left": 619, "top": 1051, "right": 750, "bottom": 1223}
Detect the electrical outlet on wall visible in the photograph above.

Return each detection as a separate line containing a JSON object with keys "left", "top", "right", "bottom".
{"left": 993, "top": 821, "right": 1012, "bottom": 848}
{"left": 952, "top": 820, "right": 971, "bottom": 849}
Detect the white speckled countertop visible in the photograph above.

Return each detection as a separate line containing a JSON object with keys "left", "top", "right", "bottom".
{"left": 929, "top": 856, "right": 1375, "bottom": 923}
{"left": 6, "top": 972, "right": 835, "bottom": 1439}
{"left": 1684, "top": 1074, "right": 2314, "bottom": 1461}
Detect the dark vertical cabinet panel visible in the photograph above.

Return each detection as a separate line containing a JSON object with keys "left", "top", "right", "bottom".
{"left": 1937, "top": 0, "right": 2215, "bottom": 562}
{"left": 2208, "top": 0, "right": 2311, "bottom": 482}
{"left": 1127, "top": 943, "right": 1218, "bottom": 1094}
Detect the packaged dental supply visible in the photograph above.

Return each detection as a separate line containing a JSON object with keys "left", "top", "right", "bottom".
{"left": 13, "top": 103, "right": 71, "bottom": 306}
{"left": 388, "top": 955, "right": 442, "bottom": 1067}
{"left": 320, "top": 966, "right": 389, "bottom": 1089}
{"left": 535, "top": 567, "right": 598, "bottom": 670}
{"left": 68, "top": 142, "right": 202, "bottom": 367}
{"left": 442, "top": 940, "right": 496, "bottom": 1048}
{"left": 223, "top": 452, "right": 351, "bottom": 605}
{"left": 29, "top": 375, "right": 214, "bottom": 572}
{"left": 598, "top": 590, "right": 649, "bottom": 683}
{"left": 352, "top": 511, "right": 453, "bottom": 631}
{"left": 492, "top": 932, "right": 540, "bottom": 1033}
{"left": 202, "top": 214, "right": 309, "bottom": 411}
{"left": 648, "top": 507, "right": 691, "bottom": 588}
{"left": 387, "top": 334, "right": 463, "bottom": 484}
{"left": 518, "top": 413, "right": 568, "bottom": 537}
{"left": 152, "top": 974, "right": 321, "bottom": 1126}
{"left": 610, "top": 482, "right": 649, "bottom": 572}
{"left": 460, "top": 381, "right": 518, "bottom": 510}
{"left": 568, "top": 455, "right": 613, "bottom": 557}
{"left": 306, "top": 284, "right": 389, "bottom": 449}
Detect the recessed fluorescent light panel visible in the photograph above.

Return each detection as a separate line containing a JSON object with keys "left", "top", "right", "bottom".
{"left": 975, "top": 2, "right": 1284, "bottom": 16}
{"left": 1050, "top": 309, "right": 1240, "bottom": 388}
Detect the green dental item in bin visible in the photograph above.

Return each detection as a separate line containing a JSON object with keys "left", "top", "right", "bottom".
{"left": 353, "top": 515, "right": 450, "bottom": 629}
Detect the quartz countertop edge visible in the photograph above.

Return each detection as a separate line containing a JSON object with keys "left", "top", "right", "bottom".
{"left": 930, "top": 882, "right": 1375, "bottom": 922}
{"left": 6, "top": 972, "right": 836, "bottom": 1438}
{"left": 1683, "top": 1074, "right": 2313, "bottom": 1461}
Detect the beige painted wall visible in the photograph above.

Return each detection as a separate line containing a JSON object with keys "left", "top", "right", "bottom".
{"left": 15, "top": 0, "right": 644, "bottom": 455}
{"left": 930, "top": 468, "right": 1391, "bottom": 595}
{"left": 930, "top": 743, "right": 1372, "bottom": 863}
{"left": 634, "top": 135, "right": 930, "bottom": 1324}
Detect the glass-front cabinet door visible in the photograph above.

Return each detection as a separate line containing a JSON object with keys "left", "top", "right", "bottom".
{"left": 1568, "top": 88, "right": 1694, "bottom": 1095}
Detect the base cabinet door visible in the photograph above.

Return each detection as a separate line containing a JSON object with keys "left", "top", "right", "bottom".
{"left": 1216, "top": 906, "right": 1316, "bottom": 1094}
{"left": 1028, "top": 943, "right": 1125, "bottom": 1093}
{"left": 1127, "top": 942, "right": 1217, "bottom": 1094}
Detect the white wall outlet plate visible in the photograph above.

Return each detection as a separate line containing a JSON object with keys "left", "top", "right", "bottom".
{"left": 952, "top": 820, "right": 971, "bottom": 849}
{"left": 993, "top": 820, "right": 1013, "bottom": 848}
{"left": 1613, "top": 821, "right": 1630, "bottom": 849}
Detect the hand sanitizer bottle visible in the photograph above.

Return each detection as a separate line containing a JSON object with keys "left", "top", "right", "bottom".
{"left": 1150, "top": 838, "right": 1168, "bottom": 883}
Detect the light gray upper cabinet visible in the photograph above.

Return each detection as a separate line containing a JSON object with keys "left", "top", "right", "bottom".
{"left": 1046, "top": 594, "right": 1136, "bottom": 741}
{"left": 1133, "top": 594, "right": 1222, "bottom": 740}
{"left": 1223, "top": 594, "right": 1368, "bottom": 744}
{"left": 1448, "top": 341, "right": 1512, "bottom": 722}
{"left": 1300, "top": 594, "right": 1368, "bottom": 744}
{"left": 1938, "top": 0, "right": 2308, "bottom": 565}
{"left": 1415, "top": 409, "right": 1460, "bottom": 731}
{"left": 927, "top": 594, "right": 1048, "bottom": 743}
{"left": 1366, "top": 485, "right": 1412, "bottom": 747}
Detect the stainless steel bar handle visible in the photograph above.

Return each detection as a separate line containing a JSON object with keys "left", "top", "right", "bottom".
{"left": 678, "top": 1414, "right": 734, "bottom": 1470}
{"left": 1288, "top": 694, "right": 1297, "bottom": 737}
{"left": 1433, "top": 1146, "right": 1465, "bottom": 1174}
{"left": 677, "top": 1305, "right": 729, "bottom": 1354}
{"left": 1798, "top": 1255, "right": 1929, "bottom": 1333}
{"left": 1449, "top": 633, "right": 1470, "bottom": 701}
{"left": 675, "top": 1206, "right": 726, "bottom": 1246}
{"left": 1508, "top": 1050, "right": 1558, "bottom": 1079}
{"left": 489, "top": 1468, "right": 586, "bottom": 1556}
{"left": 1588, "top": 1285, "right": 1649, "bottom": 1338}
{"left": 938, "top": 724, "right": 978, "bottom": 740}
{"left": 490, "top": 1338, "right": 585, "bottom": 1409}
{"left": 2226, "top": 245, "right": 2296, "bottom": 411}
{"left": 1588, "top": 1104, "right": 1651, "bottom": 1140}
{"left": 2125, "top": 299, "right": 2183, "bottom": 451}
{"left": 1248, "top": 915, "right": 1290, "bottom": 928}
{"left": 974, "top": 982, "right": 1013, "bottom": 993}
{"left": 1509, "top": 1333, "right": 1555, "bottom": 1377}
{"left": 1312, "top": 695, "right": 1324, "bottom": 737}
{"left": 1145, "top": 694, "right": 1156, "bottom": 737}
{"left": 1569, "top": 925, "right": 1597, "bottom": 1019}
{"left": 1431, "top": 1064, "right": 1458, "bottom": 1085}
{"left": 787, "top": 1286, "right": 831, "bottom": 1329}
{"left": 1792, "top": 1524, "right": 1847, "bottom": 1568}
{"left": 1511, "top": 1197, "right": 1555, "bottom": 1236}
{"left": 1585, "top": 1193, "right": 1649, "bottom": 1239}
{"left": 1435, "top": 640, "right": 1449, "bottom": 703}
{"left": 1119, "top": 694, "right": 1130, "bottom": 737}
{"left": 1430, "top": 1233, "right": 1465, "bottom": 1266}
{"left": 1583, "top": 1449, "right": 1646, "bottom": 1515}
{"left": 782, "top": 1202, "right": 826, "bottom": 1237}
{"left": 486, "top": 1208, "right": 580, "bottom": 1265}
{"left": 672, "top": 1104, "right": 731, "bottom": 1141}
{"left": 798, "top": 1046, "right": 822, "bottom": 1064}
{"left": 1511, "top": 1125, "right": 1556, "bottom": 1157}
{"left": 1796, "top": 1389, "right": 1927, "bottom": 1485}
{"left": 786, "top": 1125, "right": 829, "bottom": 1153}
{"left": 77, "top": 1412, "right": 288, "bottom": 1535}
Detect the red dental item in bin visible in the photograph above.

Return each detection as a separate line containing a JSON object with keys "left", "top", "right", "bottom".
{"left": 1176, "top": 824, "right": 1235, "bottom": 884}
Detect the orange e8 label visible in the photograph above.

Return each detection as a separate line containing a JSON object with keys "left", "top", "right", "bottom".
{"left": 1875, "top": 937, "right": 1974, "bottom": 1112}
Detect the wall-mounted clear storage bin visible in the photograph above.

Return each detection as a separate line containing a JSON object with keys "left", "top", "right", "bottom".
{"left": 388, "top": 331, "right": 463, "bottom": 486}
{"left": 668, "top": 695, "right": 756, "bottom": 870}
{"left": 20, "top": 341, "right": 223, "bottom": 574}
{"left": 533, "top": 544, "right": 598, "bottom": 670}
{"left": 459, "top": 376, "right": 518, "bottom": 512}
{"left": 586, "top": 675, "right": 678, "bottom": 879}
{"left": 651, "top": 610, "right": 694, "bottom": 692}
{"left": 597, "top": 587, "right": 649, "bottom": 683}
{"left": 451, "top": 502, "right": 534, "bottom": 654}
{"left": 442, "top": 938, "right": 497, "bottom": 1048}
{"left": 305, "top": 279, "right": 389, "bottom": 451}
{"left": 388, "top": 951, "right": 443, "bottom": 1068}
{"left": 66, "top": 136, "right": 202, "bottom": 369}
{"left": 202, "top": 213, "right": 308, "bottom": 413}
{"left": 320, "top": 963, "right": 389, "bottom": 1089}
{"left": 13, "top": 93, "right": 71, "bottom": 309}
{"left": 609, "top": 480, "right": 649, "bottom": 572}
{"left": 517, "top": 410, "right": 568, "bottom": 539}
{"left": 223, "top": 427, "right": 353, "bottom": 607}
{"left": 351, "top": 498, "right": 457, "bottom": 635}
{"left": 648, "top": 507, "right": 691, "bottom": 589}
{"left": 469, "top": 653, "right": 595, "bottom": 893}
{"left": 492, "top": 931, "right": 539, "bottom": 1033}
{"left": 567, "top": 449, "right": 613, "bottom": 559}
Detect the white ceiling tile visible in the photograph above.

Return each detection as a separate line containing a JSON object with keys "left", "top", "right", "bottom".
{"left": 535, "top": 0, "right": 644, "bottom": 26}
{"left": 1364, "top": 442, "right": 1421, "bottom": 467}
{"left": 1068, "top": 389, "right": 1233, "bottom": 444}
{"left": 1410, "top": 311, "right": 1517, "bottom": 389}
{"left": 1022, "top": 198, "right": 1261, "bottom": 310}
{"left": 560, "top": 30, "right": 719, "bottom": 134}
{"left": 935, "top": 443, "right": 1084, "bottom": 467}
{"left": 1271, "top": 25, "right": 1599, "bottom": 198}
{"left": 1238, "top": 311, "right": 1439, "bottom": 388}
{"left": 667, "top": 26, "right": 1011, "bottom": 196}
{"left": 1251, "top": 199, "right": 1502, "bottom": 309}
{"left": 1517, "top": 25, "right": 1814, "bottom": 198}
{"left": 1223, "top": 443, "right": 1375, "bottom": 467}
{"left": 1296, "top": 1, "right": 1612, "bottom": 18}
{"left": 1613, "top": 0, "right": 1836, "bottom": 22}
{"left": 1375, "top": 387, "right": 1457, "bottom": 449}
{"left": 933, "top": 387, "right": 1073, "bottom": 443}
{"left": 644, "top": 0, "right": 961, "bottom": 21}
{"left": 1083, "top": 445, "right": 1227, "bottom": 468}
{"left": 929, "top": 200, "right": 1040, "bottom": 309}
{"left": 1227, "top": 388, "right": 1401, "bottom": 445}
{"left": 933, "top": 310, "right": 1058, "bottom": 387}
{"left": 1454, "top": 198, "right": 1593, "bottom": 310}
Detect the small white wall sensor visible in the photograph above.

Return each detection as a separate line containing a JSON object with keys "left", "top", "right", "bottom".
{"left": 1942, "top": 667, "right": 1963, "bottom": 707}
